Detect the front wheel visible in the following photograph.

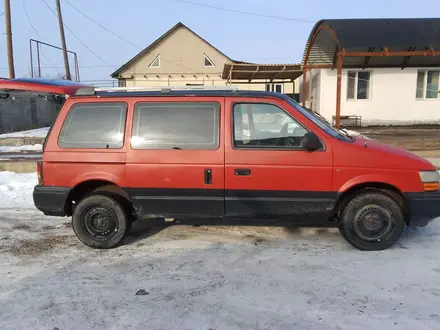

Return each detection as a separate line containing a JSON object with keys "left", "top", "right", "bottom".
{"left": 72, "top": 194, "right": 128, "bottom": 249}
{"left": 339, "top": 191, "right": 405, "bottom": 251}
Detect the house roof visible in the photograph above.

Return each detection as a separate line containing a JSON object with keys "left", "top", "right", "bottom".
{"left": 111, "top": 22, "right": 233, "bottom": 78}
{"left": 222, "top": 63, "right": 303, "bottom": 82}
{"left": 302, "top": 18, "right": 440, "bottom": 68}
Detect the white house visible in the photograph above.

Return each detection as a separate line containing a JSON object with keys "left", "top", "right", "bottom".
{"left": 300, "top": 18, "right": 440, "bottom": 126}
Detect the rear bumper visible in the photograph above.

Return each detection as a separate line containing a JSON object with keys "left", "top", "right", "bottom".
{"left": 405, "top": 191, "right": 440, "bottom": 227}
{"left": 33, "top": 185, "right": 71, "bottom": 217}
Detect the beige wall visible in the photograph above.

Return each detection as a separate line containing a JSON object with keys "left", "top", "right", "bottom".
{"left": 119, "top": 26, "right": 229, "bottom": 77}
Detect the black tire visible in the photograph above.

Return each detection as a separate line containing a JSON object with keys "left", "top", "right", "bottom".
{"left": 338, "top": 223, "right": 346, "bottom": 239}
{"left": 125, "top": 217, "right": 133, "bottom": 235}
{"left": 339, "top": 190, "right": 405, "bottom": 251}
{"left": 72, "top": 194, "right": 128, "bottom": 249}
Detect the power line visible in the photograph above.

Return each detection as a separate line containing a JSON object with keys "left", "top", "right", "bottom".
{"left": 1, "top": 64, "right": 120, "bottom": 70}
{"left": 22, "top": 0, "right": 62, "bottom": 76}
{"left": 41, "top": 0, "right": 112, "bottom": 66}
{"left": 62, "top": 0, "right": 199, "bottom": 73}
{"left": 64, "top": 0, "right": 139, "bottom": 50}
{"left": 172, "top": 0, "right": 315, "bottom": 23}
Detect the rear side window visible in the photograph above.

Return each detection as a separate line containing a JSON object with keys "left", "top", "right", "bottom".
{"left": 131, "top": 102, "right": 220, "bottom": 150}
{"left": 58, "top": 102, "right": 127, "bottom": 149}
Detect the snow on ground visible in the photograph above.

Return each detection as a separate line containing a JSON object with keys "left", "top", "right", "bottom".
{"left": 0, "top": 144, "right": 42, "bottom": 153}
{"left": 0, "top": 171, "right": 37, "bottom": 209}
{"left": 1, "top": 171, "right": 440, "bottom": 329}
{"left": 0, "top": 127, "right": 49, "bottom": 139}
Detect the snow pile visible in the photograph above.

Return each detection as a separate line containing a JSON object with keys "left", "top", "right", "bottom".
{"left": 0, "top": 144, "right": 42, "bottom": 153}
{"left": 0, "top": 171, "right": 37, "bottom": 209}
{"left": 0, "top": 127, "right": 49, "bottom": 139}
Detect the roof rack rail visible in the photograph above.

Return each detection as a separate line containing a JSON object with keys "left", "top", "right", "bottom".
{"left": 74, "top": 85, "right": 240, "bottom": 96}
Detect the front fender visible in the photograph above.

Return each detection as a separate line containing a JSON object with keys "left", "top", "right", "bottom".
{"left": 337, "top": 174, "right": 404, "bottom": 193}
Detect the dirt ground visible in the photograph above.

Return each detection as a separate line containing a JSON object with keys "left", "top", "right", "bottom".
{"left": 357, "top": 127, "right": 440, "bottom": 158}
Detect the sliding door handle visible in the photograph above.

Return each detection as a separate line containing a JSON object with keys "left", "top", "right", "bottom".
{"left": 235, "top": 168, "right": 251, "bottom": 176}
{"left": 204, "top": 168, "right": 212, "bottom": 184}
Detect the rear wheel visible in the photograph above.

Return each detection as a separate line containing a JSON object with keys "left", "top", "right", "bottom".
{"left": 339, "top": 191, "right": 405, "bottom": 251}
{"left": 72, "top": 194, "right": 128, "bottom": 249}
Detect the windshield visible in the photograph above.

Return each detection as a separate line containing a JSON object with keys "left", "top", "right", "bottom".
{"left": 285, "top": 98, "right": 353, "bottom": 141}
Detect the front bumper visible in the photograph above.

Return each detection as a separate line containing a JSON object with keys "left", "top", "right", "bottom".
{"left": 405, "top": 191, "right": 440, "bottom": 227}
{"left": 33, "top": 185, "right": 71, "bottom": 217}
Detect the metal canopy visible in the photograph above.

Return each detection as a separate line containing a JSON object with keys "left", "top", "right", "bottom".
{"left": 301, "top": 18, "right": 440, "bottom": 127}
{"left": 222, "top": 63, "right": 303, "bottom": 83}
{"left": 302, "top": 18, "right": 440, "bottom": 68}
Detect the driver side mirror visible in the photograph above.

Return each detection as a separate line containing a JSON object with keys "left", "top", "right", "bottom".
{"left": 301, "top": 132, "right": 322, "bottom": 151}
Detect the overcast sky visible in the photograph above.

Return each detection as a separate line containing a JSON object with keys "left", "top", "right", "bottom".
{"left": 1, "top": 0, "right": 439, "bottom": 82}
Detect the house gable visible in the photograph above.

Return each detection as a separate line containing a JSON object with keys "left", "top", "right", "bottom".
{"left": 111, "top": 22, "right": 232, "bottom": 78}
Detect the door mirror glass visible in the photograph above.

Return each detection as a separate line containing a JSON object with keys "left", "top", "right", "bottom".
{"left": 301, "top": 132, "right": 322, "bottom": 151}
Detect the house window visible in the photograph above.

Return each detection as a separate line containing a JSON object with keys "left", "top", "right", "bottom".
{"left": 347, "top": 71, "right": 371, "bottom": 100}
{"left": 416, "top": 70, "right": 439, "bottom": 99}
{"left": 204, "top": 54, "right": 215, "bottom": 67}
{"left": 265, "top": 83, "right": 283, "bottom": 93}
{"left": 118, "top": 79, "right": 126, "bottom": 87}
{"left": 149, "top": 54, "right": 160, "bottom": 68}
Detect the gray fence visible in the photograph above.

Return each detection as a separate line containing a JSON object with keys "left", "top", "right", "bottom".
{"left": 0, "top": 94, "right": 62, "bottom": 134}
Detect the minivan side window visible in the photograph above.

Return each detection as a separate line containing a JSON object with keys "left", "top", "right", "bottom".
{"left": 131, "top": 102, "right": 220, "bottom": 150}
{"left": 58, "top": 102, "right": 127, "bottom": 149}
{"left": 233, "top": 103, "right": 309, "bottom": 149}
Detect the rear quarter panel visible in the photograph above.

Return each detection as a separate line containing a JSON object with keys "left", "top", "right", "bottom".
{"left": 42, "top": 97, "right": 131, "bottom": 188}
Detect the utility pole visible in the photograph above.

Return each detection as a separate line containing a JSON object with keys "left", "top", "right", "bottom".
{"left": 4, "top": 0, "right": 15, "bottom": 78}
{"left": 56, "top": 0, "right": 71, "bottom": 80}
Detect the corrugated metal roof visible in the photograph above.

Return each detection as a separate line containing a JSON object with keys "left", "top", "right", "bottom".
{"left": 222, "top": 62, "right": 303, "bottom": 81}
{"left": 302, "top": 18, "right": 440, "bottom": 67}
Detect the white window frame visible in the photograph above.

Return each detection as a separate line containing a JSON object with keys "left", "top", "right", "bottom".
{"left": 265, "top": 83, "right": 284, "bottom": 93}
{"left": 347, "top": 70, "right": 372, "bottom": 101}
{"left": 149, "top": 54, "right": 160, "bottom": 68}
{"left": 203, "top": 53, "right": 215, "bottom": 67}
{"left": 416, "top": 69, "right": 440, "bottom": 100}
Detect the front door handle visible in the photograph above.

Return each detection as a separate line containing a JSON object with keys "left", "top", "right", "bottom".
{"left": 235, "top": 168, "right": 251, "bottom": 176}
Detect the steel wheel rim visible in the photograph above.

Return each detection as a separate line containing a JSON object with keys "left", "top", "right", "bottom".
{"left": 82, "top": 206, "right": 119, "bottom": 241}
{"left": 353, "top": 204, "right": 394, "bottom": 242}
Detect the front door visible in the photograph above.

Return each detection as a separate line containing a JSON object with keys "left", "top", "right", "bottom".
{"left": 125, "top": 97, "right": 225, "bottom": 218}
{"left": 224, "top": 97, "right": 334, "bottom": 221}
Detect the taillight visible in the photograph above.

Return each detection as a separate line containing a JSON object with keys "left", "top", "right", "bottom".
{"left": 37, "top": 161, "right": 44, "bottom": 185}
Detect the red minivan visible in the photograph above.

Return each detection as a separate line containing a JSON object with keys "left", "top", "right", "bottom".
{"left": 2, "top": 78, "right": 439, "bottom": 251}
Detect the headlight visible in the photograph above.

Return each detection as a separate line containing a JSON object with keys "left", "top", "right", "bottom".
{"left": 419, "top": 171, "right": 440, "bottom": 183}
{"left": 419, "top": 171, "right": 440, "bottom": 191}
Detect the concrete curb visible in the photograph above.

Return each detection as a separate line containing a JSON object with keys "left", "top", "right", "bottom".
{"left": 0, "top": 160, "right": 37, "bottom": 173}
{"left": 0, "top": 137, "right": 45, "bottom": 147}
